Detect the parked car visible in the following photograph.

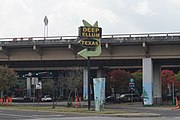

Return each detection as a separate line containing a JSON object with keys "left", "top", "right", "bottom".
{"left": 41, "top": 95, "right": 52, "bottom": 102}
{"left": 119, "top": 94, "right": 141, "bottom": 102}
{"left": 24, "top": 95, "right": 36, "bottom": 101}
{"left": 105, "top": 94, "right": 121, "bottom": 103}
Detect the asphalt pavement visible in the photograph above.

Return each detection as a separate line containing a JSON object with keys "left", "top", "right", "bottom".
{"left": 11, "top": 101, "right": 180, "bottom": 117}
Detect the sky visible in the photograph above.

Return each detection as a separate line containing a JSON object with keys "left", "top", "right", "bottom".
{"left": 1, "top": 0, "right": 180, "bottom": 38}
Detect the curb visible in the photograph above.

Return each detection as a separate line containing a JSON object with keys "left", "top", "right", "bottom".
{"left": 0, "top": 107, "right": 161, "bottom": 117}
{"left": 102, "top": 113, "right": 161, "bottom": 117}
{"left": 72, "top": 112, "right": 162, "bottom": 117}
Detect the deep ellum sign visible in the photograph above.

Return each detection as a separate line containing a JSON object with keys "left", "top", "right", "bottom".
{"left": 78, "top": 26, "right": 102, "bottom": 39}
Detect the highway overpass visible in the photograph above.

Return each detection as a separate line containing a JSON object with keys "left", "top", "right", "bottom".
{"left": 1, "top": 32, "right": 180, "bottom": 105}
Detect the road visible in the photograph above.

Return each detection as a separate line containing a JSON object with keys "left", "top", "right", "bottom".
{"left": 104, "top": 103, "right": 180, "bottom": 117}
{"left": 0, "top": 107, "right": 180, "bottom": 120}
{"left": 0, "top": 109, "right": 81, "bottom": 120}
{"left": 51, "top": 117, "right": 180, "bottom": 120}
{"left": 1, "top": 101, "right": 179, "bottom": 120}
{"left": 0, "top": 109, "right": 180, "bottom": 120}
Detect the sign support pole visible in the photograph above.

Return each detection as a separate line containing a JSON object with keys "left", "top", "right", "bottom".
{"left": 38, "top": 89, "right": 40, "bottom": 107}
{"left": 78, "top": 20, "right": 102, "bottom": 110}
{"left": 52, "top": 77, "right": 55, "bottom": 109}
{"left": 88, "top": 56, "right": 91, "bottom": 110}
{"left": 33, "top": 83, "right": 35, "bottom": 109}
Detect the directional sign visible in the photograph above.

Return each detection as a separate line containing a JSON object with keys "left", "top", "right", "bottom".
{"left": 78, "top": 26, "right": 102, "bottom": 39}
{"left": 31, "top": 77, "right": 38, "bottom": 85}
{"left": 130, "top": 78, "right": 134, "bottom": 83}
{"left": 78, "top": 20, "right": 102, "bottom": 59}
{"left": 79, "top": 39, "right": 100, "bottom": 48}
{"left": 129, "top": 83, "right": 135, "bottom": 88}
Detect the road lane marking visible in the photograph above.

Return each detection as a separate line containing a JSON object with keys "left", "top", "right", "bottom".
{"left": 32, "top": 114, "right": 64, "bottom": 117}
{"left": 0, "top": 113, "right": 64, "bottom": 119}
{"left": 0, "top": 113, "right": 34, "bottom": 118}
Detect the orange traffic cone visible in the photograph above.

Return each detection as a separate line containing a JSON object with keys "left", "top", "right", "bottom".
{"left": 0, "top": 98, "right": 2, "bottom": 104}
{"left": 9, "top": 97, "right": 12, "bottom": 105}
{"left": 75, "top": 96, "right": 79, "bottom": 108}
{"left": 172, "top": 97, "right": 179, "bottom": 110}
{"left": 175, "top": 97, "right": 179, "bottom": 109}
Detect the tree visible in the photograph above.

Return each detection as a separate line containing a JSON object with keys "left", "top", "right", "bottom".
{"left": 107, "top": 69, "right": 131, "bottom": 95}
{"left": 42, "top": 79, "right": 53, "bottom": 96}
{"left": 174, "top": 71, "right": 180, "bottom": 88}
{"left": 161, "top": 70, "right": 176, "bottom": 97}
{"left": 161, "top": 70, "right": 176, "bottom": 84}
{"left": 131, "top": 70, "right": 142, "bottom": 94}
{"left": 175, "top": 71, "right": 180, "bottom": 82}
{"left": 0, "top": 65, "right": 17, "bottom": 98}
{"left": 57, "top": 67, "right": 83, "bottom": 107}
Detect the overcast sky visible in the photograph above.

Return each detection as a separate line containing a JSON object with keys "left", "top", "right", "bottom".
{"left": 1, "top": 0, "right": 180, "bottom": 38}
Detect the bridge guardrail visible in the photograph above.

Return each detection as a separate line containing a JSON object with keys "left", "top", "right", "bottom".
{"left": 1, "top": 32, "right": 180, "bottom": 46}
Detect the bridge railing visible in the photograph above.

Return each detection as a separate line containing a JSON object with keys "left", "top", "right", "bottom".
{"left": 0, "top": 35, "right": 78, "bottom": 42}
{"left": 102, "top": 32, "right": 180, "bottom": 43}
{"left": 1, "top": 32, "right": 180, "bottom": 44}
{"left": 103, "top": 32, "right": 180, "bottom": 38}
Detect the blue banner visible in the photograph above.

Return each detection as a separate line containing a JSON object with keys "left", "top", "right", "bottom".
{"left": 93, "top": 78, "right": 105, "bottom": 111}
{"left": 143, "top": 82, "right": 153, "bottom": 105}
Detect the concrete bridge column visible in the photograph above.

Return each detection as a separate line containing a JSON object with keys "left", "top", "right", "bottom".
{"left": 153, "top": 63, "right": 162, "bottom": 104}
{"left": 96, "top": 67, "right": 104, "bottom": 78}
{"left": 83, "top": 68, "right": 88, "bottom": 100}
{"left": 143, "top": 58, "right": 153, "bottom": 106}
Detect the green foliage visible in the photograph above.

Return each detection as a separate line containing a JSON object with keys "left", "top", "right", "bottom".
{"left": 131, "top": 70, "right": 142, "bottom": 82}
{"left": 57, "top": 67, "right": 83, "bottom": 104}
{"left": 143, "top": 87, "right": 149, "bottom": 102}
{"left": 58, "top": 67, "right": 83, "bottom": 92}
{"left": 42, "top": 79, "right": 53, "bottom": 95}
{"left": 61, "top": 67, "right": 83, "bottom": 106}
{"left": 175, "top": 71, "right": 180, "bottom": 82}
{"left": 131, "top": 70, "right": 142, "bottom": 94}
{"left": 0, "top": 65, "right": 17, "bottom": 93}
{"left": 66, "top": 68, "right": 83, "bottom": 91}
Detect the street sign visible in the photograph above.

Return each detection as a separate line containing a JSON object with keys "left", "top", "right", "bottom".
{"left": 36, "top": 82, "right": 42, "bottom": 89}
{"left": 130, "top": 78, "right": 134, "bottom": 83}
{"left": 129, "top": 82, "right": 135, "bottom": 87}
{"left": 79, "top": 38, "right": 100, "bottom": 48}
{"left": 31, "top": 77, "right": 38, "bottom": 85}
{"left": 78, "top": 26, "right": 102, "bottom": 39}
{"left": 78, "top": 20, "right": 102, "bottom": 59}
{"left": 129, "top": 78, "right": 135, "bottom": 91}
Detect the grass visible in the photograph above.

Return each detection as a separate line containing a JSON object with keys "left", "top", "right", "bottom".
{"left": 0, "top": 105, "right": 127, "bottom": 115}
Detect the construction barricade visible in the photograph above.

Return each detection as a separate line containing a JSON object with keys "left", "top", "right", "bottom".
{"left": 0, "top": 97, "right": 12, "bottom": 106}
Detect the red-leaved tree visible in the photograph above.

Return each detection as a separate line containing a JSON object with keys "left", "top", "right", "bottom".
{"left": 161, "top": 70, "right": 176, "bottom": 97}
{"left": 107, "top": 69, "right": 131, "bottom": 95}
{"left": 161, "top": 70, "right": 176, "bottom": 84}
